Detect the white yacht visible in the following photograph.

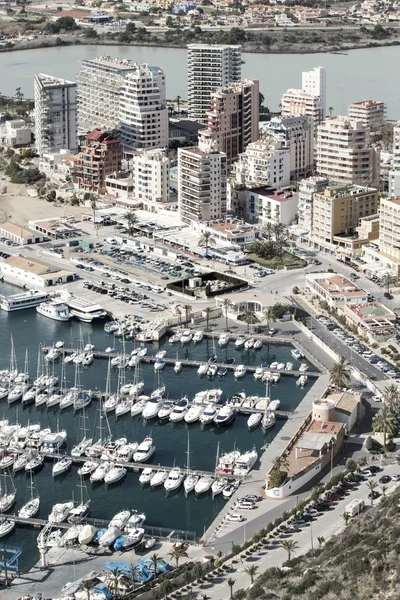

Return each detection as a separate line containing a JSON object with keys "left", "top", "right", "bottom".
{"left": 48, "top": 501, "right": 74, "bottom": 523}
{"left": 130, "top": 398, "right": 147, "bottom": 417}
{"left": 200, "top": 404, "right": 217, "bottom": 425}
{"left": 271, "top": 372, "right": 281, "bottom": 383}
{"left": 195, "top": 475, "right": 213, "bottom": 495}
{"left": 133, "top": 437, "right": 155, "bottom": 463}
{"left": 169, "top": 398, "right": 189, "bottom": 422}
{"left": 244, "top": 338, "right": 254, "bottom": 349}
{"left": 142, "top": 397, "right": 163, "bottom": 420}
{"left": 164, "top": 467, "right": 185, "bottom": 492}
{"left": 154, "top": 358, "right": 166, "bottom": 371}
{"left": 197, "top": 364, "right": 208, "bottom": 376}
{"left": 253, "top": 339, "right": 262, "bottom": 350}
{"left": 276, "top": 362, "right": 285, "bottom": 370}
{"left": 296, "top": 374, "right": 308, "bottom": 387}
{"left": 211, "top": 477, "right": 228, "bottom": 497}
{"left": 218, "top": 333, "right": 229, "bottom": 347}
{"left": 109, "top": 510, "right": 130, "bottom": 529}
{"left": 0, "top": 520, "right": 15, "bottom": 538}
{"left": 291, "top": 348, "right": 304, "bottom": 360}
{"left": 206, "top": 389, "right": 223, "bottom": 403}
{"left": 18, "top": 496, "right": 40, "bottom": 518}
{"left": 214, "top": 405, "right": 236, "bottom": 427}
{"left": 139, "top": 467, "right": 155, "bottom": 485}
{"left": 45, "top": 348, "right": 61, "bottom": 362}
{"left": 180, "top": 330, "right": 192, "bottom": 344}
{"left": 193, "top": 331, "right": 204, "bottom": 344}
{"left": 122, "top": 528, "right": 145, "bottom": 550}
{"left": 52, "top": 457, "right": 72, "bottom": 477}
{"left": 78, "top": 460, "right": 98, "bottom": 477}
{"left": 115, "top": 398, "right": 133, "bottom": 418}
{"left": 253, "top": 367, "right": 264, "bottom": 381}
{"left": 150, "top": 469, "right": 168, "bottom": 488}
{"left": 285, "top": 362, "right": 293, "bottom": 371}
{"left": 174, "top": 361, "right": 182, "bottom": 374}
{"left": 184, "top": 472, "right": 199, "bottom": 495}
{"left": 184, "top": 405, "right": 204, "bottom": 424}
{"left": 233, "top": 448, "right": 258, "bottom": 476}
{"left": 99, "top": 526, "right": 121, "bottom": 547}
{"left": 36, "top": 300, "right": 72, "bottom": 322}
{"left": 67, "top": 296, "right": 107, "bottom": 323}
{"left": 150, "top": 386, "right": 166, "bottom": 400}
{"left": 0, "top": 289, "right": 49, "bottom": 312}
{"left": 90, "top": 461, "right": 113, "bottom": 483}
{"left": 169, "top": 333, "right": 181, "bottom": 344}
{"left": 125, "top": 510, "right": 146, "bottom": 529}
{"left": 235, "top": 337, "right": 245, "bottom": 349}
{"left": 104, "top": 466, "right": 127, "bottom": 485}
{"left": 247, "top": 413, "right": 262, "bottom": 430}
{"left": 299, "top": 363, "right": 309, "bottom": 373}
{"left": 234, "top": 365, "right": 247, "bottom": 378}
{"left": 207, "top": 364, "right": 218, "bottom": 377}
{"left": 158, "top": 400, "right": 175, "bottom": 420}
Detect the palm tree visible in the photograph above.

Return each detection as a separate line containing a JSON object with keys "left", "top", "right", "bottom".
{"left": 168, "top": 546, "right": 189, "bottom": 569}
{"left": 125, "top": 207, "right": 138, "bottom": 236}
{"left": 227, "top": 577, "right": 236, "bottom": 599}
{"left": 221, "top": 298, "right": 233, "bottom": 331}
{"left": 183, "top": 303, "right": 192, "bottom": 325}
{"left": 328, "top": 106, "right": 334, "bottom": 116}
{"left": 381, "top": 484, "right": 388, "bottom": 497}
{"left": 80, "top": 580, "right": 96, "bottom": 600}
{"left": 15, "top": 86, "right": 24, "bottom": 102}
{"left": 158, "top": 579, "right": 174, "bottom": 600}
{"left": 262, "top": 307, "right": 274, "bottom": 330}
{"left": 317, "top": 536, "right": 325, "bottom": 547}
{"left": 90, "top": 195, "right": 97, "bottom": 229}
{"left": 382, "top": 271, "right": 394, "bottom": 294}
{"left": 175, "top": 94, "right": 182, "bottom": 112}
{"left": 372, "top": 407, "right": 397, "bottom": 447}
{"left": 341, "top": 512, "right": 350, "bottom": 527}
{"left": 125, "top": 564, "right": 141, "bottom": 591}
{"left": 367, "top": 480, "right": 378, "bottom": 506}
{"left": 204, "top": 306, "right": 213, "bottom": 331}
{"left": 239, "top": 307, "right": 259, "bottom": 333}
{"left": 150, "top": 552, "right": 161, "bottom": 580}
{"left": 272, "top": 455, "right": 289, "bottom": 472}
{"left": 272, "top": 222, "right": 288, "bottom": 261}
{"left": 244, "top": 565, "right": 259, "bottom": 585}
{"left": 329, "top": 356, "right": 351, "bottom": 391}
{"left": 382, "top": 383, "right": 400, "bottom": 413}
{"left": 107, "top": 567, "right": 129, "bottom": 598}
{"left": 198, "top": 231, "right": 215, "bottom": 257}
{"left": 280, "top": 539, "right": 299, "bottom": 561}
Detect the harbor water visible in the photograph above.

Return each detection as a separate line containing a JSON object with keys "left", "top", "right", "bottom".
{"left": 0, "top": 283, "right": 314, "bottom": 571}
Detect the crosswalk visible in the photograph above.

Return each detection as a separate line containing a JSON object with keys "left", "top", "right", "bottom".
{"left": 357, "top": 280, "right": 385, "bottom": 297}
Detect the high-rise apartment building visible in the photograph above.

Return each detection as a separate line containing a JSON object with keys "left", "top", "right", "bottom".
{"left": 187, "top": 44, "right": 241, "bottom": 124}
{"left": 131, "top": 148, "right": 170, "bottom": 203}
{"left": 389, "top": 122, "right": 400, "bottom": 198}
{"left": 281, "top": 66, "right": 326, "bottom": 127}
{"left": 34, "top": 73, "right": 77, "bottom": 156}
{"left": 316, "top": 116, "right": 380, "bottom": 188}
{"left": 297, "top": 176, "right": 329, "bottom": 235}
{"left": 263, "top": 115, "right": 314, "bottom": 179}
{"left": 311, "top": 184, "right": 378, "bottom": 251}
{"left": 75, "top": 129, "right": 121, "bottom": 194}
{"left": 379, "top": 196, "right": 400, "bottom": 262}
{"left": 178, "top": 140, "right": 227, "bottom": 224}
{"left": 348, "top": 100, "right": 386, "bottom": 130}
{"left": 198, "top": 79, "right": 259, "bottom": 167}
{"left": 119, "top": 65, "right": 168, "bottom": 150}
{"left": 233, "top": 139, "right": 291, "bottom": 188}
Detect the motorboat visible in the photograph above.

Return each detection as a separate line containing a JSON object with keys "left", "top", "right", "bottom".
{"left": 52, "top": 457, "right": 72, "bottom": 477}
{"left": 164, "top": 467, "right": 185, "bottom": 492}
{"left": 184, "top": 472, "right": 199, "bottom": 495}
{"left": 269, "top": 399, "right": 281, "bottom": 412}
{"left": 169, "top": 334, "right": 181, "bottom": 344}
{"left": 195, "top": 475, "right": 213, "bottom": 495}
{"left": 169, "top": 398, "right": 189, "bottom": 422}
{"left": 223, "top": 481, "right": 240, "bottom": 500}
{"left": 174, "top": 361, "right": 182, "bottom": 374}
{"left": 226, "top": 357, "right": 236, "bottom": 365}
{"left": 110, "top": 510, "right": 131, "bottom": 529}
{"left": 229, "top": 392, "right": 246, "bottom": 408}
{"left": 211, "top": 477, "right": 228, "bottom": 497}
{"left": 200, "top": 404, "right": 217, "bottom": 425}
{"left": 25, "top": 455, "right": 44, "bottom": 473}
{"left": 78, "top": 524, "right": 98, "bottom": 545}
{"left": 121, "top": 527, "right": 145, "bottom": 549}
{"left": 244, "top": 338, "right": 254, "bottom": 350}
{"left": 193, "top": 331, "right": 204, "bottom": 344}
{"left": 158, "top": 400, "right": 175, "bottom": 420}
{"left": 262, "top": 409, "right": 276, "bottom": 430}
{"left": 234, "top": 365, "right": 247, "bottom": 378}
{"left": 41, "top": 431, "right": 67, "bottom": 454}
{"left": 233, "top": 448, "right": 258, "bottom": 476}
{"left": 142, "top": 398, "right": 163, "bottom": 419}
{"left": 104, "top": 466, "right": 127, "bottom": 485}
{"left": 207, "top": 389, "right": 223, "bottom": 403}
{"left": 217, "top": 451, "right": 240, "bottom": 474}
{"left": 214, "top": 405, "right": 236, "bottom": 427}
{"left": 180, "top": 330, "right": 192, "bottom": 344}
{"left": 253, "top": 339, "right": 262, "bottom": 350}
{"left": 125, "top": 510, "right": 146, "bottom": 529}
{"left": 48, "top": 501, "right": 74, "bottom": 523}
{"left": 115, "top": 398, "right": 133, "bottom": 418}
{"left": 197, "top": 364, "right": 208, "bottom": 376}
{"left": 235, "top": 337, "right": 245, "bottom": 349}
{"left": 218, "top": 333, "right": 229, "bottom": 347}
{"left": 151, "top": 386, "right": 166, "bottom": 400}
{"left": 64, "top": 353, "right": 76, "bottom": 365}
{"left": 133, "top": 437, "right": 156, "bottom": 463}
{"left": 285, "top": 362, "right": 294, "bottom": 371}
{"left": 254, "top": 367, "right": 264, "bottom": 381}
{"left": 64, "top": 524, "right": 84, "bottom": 544}
{"left": 45, "top": 348, "right": 61, "bottom": 362}
{"left": 78, "top": 460, "right": 99, "bottom": 477}
{"left": 184, "top": 405, "right": 204, "bottom": 424}
{"left": 82, "top": 353, "right": 93, "bottom": 367}
{"left": 144, "top": 536, "right": 156, "bottom": 550}
{"left": 139, "top": 467, "right": 155, "bottom": 485}
{"left": 68, "top": 500, "right": 90, "bottom": 524}
{"left": 218, "top": 367, "right": 227, "bottom": 377}
{"left": 150, "top": 469, "right": 168, "bottom": 487}
{"left": 193, "top": 390, "right": 208, "bottom": 404}
{"left": 131, "top": 398, "right": 147, "bottom": 417}
{"left": 291, "top": 348, "right": 304, "bottom": 360}
{"left": 19, "top": 496, "right": 40, "bottom": 518}
{"left": 296, "top": 375, "right": 308, "bottom": 387}
{"left": 276, "top": 362, "right": 285, "bottom": 370}
{"left": 0, "top": 520, "right": 15, "bottom": 538}
{"left": 208, "top": 354, "right": 217, "bottom": 364}
{"left": 117, "top": 443, "right": 137, "bottom": 463}
{"left": 137, "top": 347, "right": 148, "bottom": 357}
{"left": 99, "top": 526, "right": 121, "bottom": 547}
{"left": 299, "top": 363, "right": 309, "bottom": 373}
{"left": 154, "top": 358, "right": 166, "bottom": 371}
{"left": 247, "top": 413, "right": 262, "bottom": 430}
{"left": 155, "top": 350, "right": 167, "bottom": 360}
{"left": 271, "top": 372, "right": 281, "bottom": 383}
{"left": 90, "top": 461, "right": 113, "bottom": 483}
{"left": 269, "top": 362, "right": 278, "bottom": 370}
{"left": 207, "top": 364, "right": 218, "bottom": 377}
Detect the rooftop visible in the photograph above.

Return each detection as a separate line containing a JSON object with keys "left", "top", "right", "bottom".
{"left": 35, "top": 73, "right": 76, "bottom": 88}
{"left": 348, "top": 302, "right": 396, "bottom": 320}
{"left": 81, "top": 56, "right": 142, "bottom": 71}
{"left": 54, "top": 10, "right": 91, "bottom": 18}
{"left": 308, "top": 273, "right": 366, "bottom": 297}
{"left": 349, "top": 100, "right": 385, "bottom": 108}
{"left": 3, "top": 256, "right": 74, "bottom": 280}
{"left": 326, "top": 390, "right": 362, "bottom": 416}
{"left": 0, "top": 222, "right": 36, "bottom": 239}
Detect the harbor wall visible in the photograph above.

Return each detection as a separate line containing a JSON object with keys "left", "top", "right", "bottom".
{"left": 266, "top": 461, "right": 322, "bottom": 498}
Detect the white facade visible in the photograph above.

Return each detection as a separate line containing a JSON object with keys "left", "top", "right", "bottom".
{"left": 348, "top": 100, "right": 386, "bottom": 129}
{"left": 178, "top": 141, "right": 227, "bottom": 224}
{"left": 1, "top": 120, "right": 31, "bottom": 147}
{"left": 131, "top": 148, "right": 170, "bottom": 203}
{"left": 119, "top": 65, "right": 168, "bottom": 150}
{"left": 187, "top": 44, "right": 241, "bottom": 124}
{"left": 297, "top": 176, "right": 329, "bottom": 235}
{"left": 302, "top": 66, "right": 326, "bottom": 118}
{"left": 263, "top": 115, "right": 314, "bottom": 179}
{"left": 281, "top": 66, "right": 326, "bottom": 127}
{"left": 234, "top": 139, "right": 290, "bottom": 188}
{"left": 34, "top": 73, "right": 77, "bottom": 156}
{"left": 389, "top": 123, "right": 400, "bottom": 198}
{"left": 248, "top": 188, "right": 298, "bottom": 227}
{"left": 379, "top": 196, "right": 400, "bottom": 262}
{"left": 0, "top": 222, "right": 44, "bottom": 245}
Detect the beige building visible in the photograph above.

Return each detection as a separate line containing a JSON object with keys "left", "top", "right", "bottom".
{"left": 0, "top": 222, "right": 45, "bottom": 245}
{"left": 0, "top": 256, "right": 75, "bottom": 287}
{"left": 316, "top": 116, "right": 380, "bottom": 188}
{"left": 348, "top": 100, "right": 386, "bottom": 130}
{"left": 344, "top": 302, "right": 396, "bottom": 341}
{"left": 263, "top": 115, "right": 314, "bottom": 179}
{"left": 305, "top": 272, "right": 368, "bottom": 307}
{"left": 281, "top": 66, "right": 326, "bottom": 128}
{"left": 373, "top": 197, "right": 400, "bottom": 273}
{"left": 198, "top": 79, "right": 259, "bottom": 167}
{"left": 311, "top": 184, "right": 378, "bottom": 252}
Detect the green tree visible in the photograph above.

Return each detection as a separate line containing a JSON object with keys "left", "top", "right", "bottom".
{"left": 84, "top": 27, "right": 98, "bottom": 38}
{"left": 107, "top": 567, "right": 129, "bottom": 598}
{"left": 329, "top": 356, "right": 351, "bottom": 391}
{"left": 151, "top": 552, "right": 161, "bottom": 580}
{"left": 272, "top": 223, "right": 288, "bottom": 262}
{"left": 372, "top": 408, "right": 397, "bottom": 447}
{"left": 280, "top": 539, "right": 299, "bottom": 561}
{"left": 175, "top": 94, "right": 182, "bottom": 112}
{"left": 382, "top": 383, "right": 400, "bottom": 413}
{"left": 204, "top": 306, "right": 212, "bottom": 331}
{"left": 125, "top": 207, "right": 138, "bottom": 236}
{"left": 345, "top": 458, "right": 358, "bottom": 473}
{"left": 80, "top": 579, "right": 96, "bottom": 600}
{"left": 342, "top": 512, "right": 351, "bottom": 527}
{"left": 198, "top": 230, "right": 215, "bottom": 257}
{"left": 262, "top": 306, "right": 274, "bottom": 330}
{"left": 367, "top": 480, "right": 378, "bottom": 506}
{"left": 317, "top": 536, "right": 325, "bottom": 547}
{"left": 244, "top": 565, "right": 259, "bottom": 585}
{"left": 239, "top": 308, "right": 259, "bottom": 333}
{"left": 126, "top": 21, "right": 136, "bottom": 32}
{"left": 272, "top": 455, "right": 289, "bottom": 472}
{"left": 158, "top": 579, "right": 174, "bottom": 600}
{"left": 168, "top": 546, "right": 189, "bottom": 568}
{"left": 221, "top": 298, "right": 233, "bottom": 331}
{"left": 15, "top": 87, "right": 24, "bottom": 103}
{"left": 57, "top": 15, "right": 80, "bottom": 30}
{"left": 183, "top": 303, "right": 192, "bottom": 325}
{"left": 381, "top": 484, "right": 388, "bottom": 497}
{"left": 227, "top": 577, "right": 236, "bottom": 599}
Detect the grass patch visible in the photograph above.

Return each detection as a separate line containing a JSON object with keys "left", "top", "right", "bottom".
{"left": 248, "top": 252, "right": 306, "bottom": 269}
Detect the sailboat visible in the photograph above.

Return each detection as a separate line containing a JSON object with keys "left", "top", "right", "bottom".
{"left": 71, "top": 406, "right": 93, "bottom": 458}
{"left": 85, "top": 361, "right": 110, "bottom": 458}
{"left": 183, "top": 433, "right": 199, "bottom": 495}
{"left": 261, "top": 380, "right": 276, "bottom": 431}
{"left": 8, "top": 342, "right": 27, "bottom": 405}
{"left": 211, "top": 442, "right": 227, "bottom": 497}
{"left": 47, "top": 360, "right": 66, "bottom": 408}
{"left": 68, "top": 476, "right": 91, "bottom": 523}
{"left": 18, "top": 469, "right": 40, "bottom": 518}
{"left": 0, "top": 469, "right": 16, "bottom": 512}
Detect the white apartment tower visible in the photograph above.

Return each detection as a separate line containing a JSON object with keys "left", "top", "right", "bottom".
{"left": 34, "top": 73, "right": 77, "bottom": 156}
{"left": 389, "top": 122, "right": 400, "bottom": 198}
{"left": 263, "top": 115, "right": 314, "bottom": 179}
{"left": 234, "top": 139, "right": 291, "bottom": 188}
{"left": 131, "top": 148, "right": 170, "bottom": 203}
{"left": 281, "top": 66, "right": 326, "bottom": 127}
{"left": 119, "top": 65, "right": 168, "bottom": 150}
{"left": 297, "top": 176, "right": 329, "bottom": 235}
{"left": 187, "top": 44, "right": 241, "bottom": 124}
{"left": 316, "top": 116, "right": 380, "bottom": 188}
{"left": 348, "top": 100, "right": 386, "bottom": 129}
{"left": 379, "top": 197, "right": 400, "bottom": 263}
{"left": 178, "top": 139, "right": 227, "bottom": 224}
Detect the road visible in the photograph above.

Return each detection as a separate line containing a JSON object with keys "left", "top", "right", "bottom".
{"left": 198, "top": 459, "right": 400, "bottom": 600}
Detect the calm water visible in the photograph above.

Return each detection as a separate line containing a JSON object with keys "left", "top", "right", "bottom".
{"left": 1, "top": 44, "right": 399, "bottom": 117}
{"left": 0, "top": 282, "right": 312, "bottom": 571}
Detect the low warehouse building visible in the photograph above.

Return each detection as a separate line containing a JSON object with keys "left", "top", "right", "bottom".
{"left": 0, "top": 256, "right": 76, "bottom": 287}
{"left": 0, "top": 222, "right": 45, "bottom": 245}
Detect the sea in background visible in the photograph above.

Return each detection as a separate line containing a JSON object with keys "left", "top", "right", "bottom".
{"left": 0, "top": 44, "right": 398, "bottom": 117}
{"left": 0, "top": 282, "right": 314, "bottom": 571}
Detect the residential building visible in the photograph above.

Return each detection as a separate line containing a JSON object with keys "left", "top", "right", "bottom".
{"left": 343, "top": 302, "right": 396, "bottom": 341}
{"left": 34, "top": 73, "right": 77, "bottom": 156}
{"left": 193, "top": 220, "right": 260, "bottom": 248}
{"left": 281, "top": 66, "right": 326, "bottom": 127}
{"left": 0, "top": 255, "right": 75, "bottom": 287}
{"left": 246, "top": 186, "right": 298, "bottom": 226}
{"left": 389, "top": 122, "right": 400, "bottom": 198}
{"left": 38, "top": 149, "right": 74, "bottom": 176}
{"left": 119, "top": 64, "right": 168, "bottom": 150}
{"left": 187, "top": 44, "right": 241, "bottom": 124}
{"left": 310, "top": 184, "right": 379, "bottom": 252}
{"left": 305, "top": 272, "right": 368, "bottom": 307}
{"left": 74, "top": 129, "right": 122, "bottom": 194}
{"left": 198, "top": 79, "right": 259, "bottom": 167}
{"left": 233, "top": 139, "right": 291, "bottom": 188}
{"left": 356, "top": 214, "right": 379, "bottom": 242}
{"left": 178, "top": 140, "right": 227, "bottom": 224}
{"left": 316, "top": 116, "right": 380, "bottom": 188}
{"left": 0, "top": 120, "right": 31, "bottom": 148}
{"left": 0, "top": 222, "right": 45, "bottom": 245}
{"left": 297, "top": 176, "right": 329, "bottom": 236}
{"left": 378, "top": 196, "right": 400, "bottom": 264}
{"left": 348, "top": 100, "right": 386, "bottom": 129}
{"left": 263, "top": 115, "right": 314, "bottom": 179}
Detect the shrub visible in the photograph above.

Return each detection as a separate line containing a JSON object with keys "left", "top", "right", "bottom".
{"left": 346, "top": 458, "right": 358, "bottom": 472}
{"left": 365, "top": 435, "right": 384, "bottom": 453}
{"left": 269, "top": 469, "right": 287, "bottom": 488}
{"left": 385, "top": 438, "right": 396, "bottom": 452}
